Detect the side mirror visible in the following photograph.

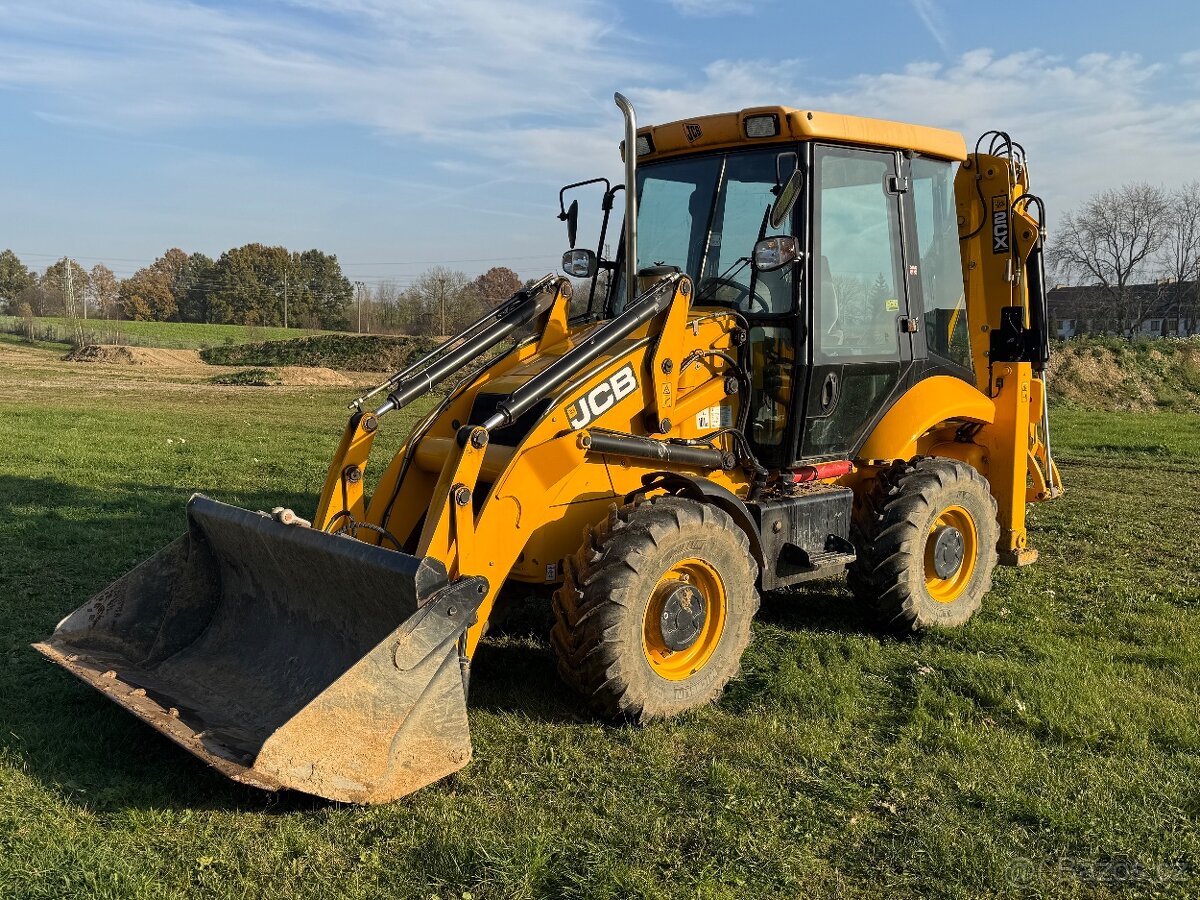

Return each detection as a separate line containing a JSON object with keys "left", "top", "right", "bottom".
{"left": 769, "top": 169, "right": 803, "bottom": 230}
{"left": 565, "top": 198, "right": 579, "bottom": 249}
{"left": 562, "top": 248, "right": 598, "bottom": 278}
{"left": 753, "top": 236, "right": 801, "bottom": 272}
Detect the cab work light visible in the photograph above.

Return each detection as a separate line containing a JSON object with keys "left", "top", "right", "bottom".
{"left": 744, "top": 114, "right": 779, "bottom": 138}
{"left": 635, "top": 134, "right": 654, "bottom": 156}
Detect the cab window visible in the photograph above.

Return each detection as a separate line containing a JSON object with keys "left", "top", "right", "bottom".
{"left": 911, "top": 157, "right": 971, "bottom": 368}
{"left": 812, "top": 147, "right": 904, "bottom": 358}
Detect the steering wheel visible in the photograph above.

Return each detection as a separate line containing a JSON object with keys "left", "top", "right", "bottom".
{"left": 697, "top": 275, "right": 770, "bottom": 313}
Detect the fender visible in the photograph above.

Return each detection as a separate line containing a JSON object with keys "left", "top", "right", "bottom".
{"left": 627, "top": 471, "right": 765, "bottom": 576}
{"left": 856, "top": 375, "right": 994, "bottom": 462}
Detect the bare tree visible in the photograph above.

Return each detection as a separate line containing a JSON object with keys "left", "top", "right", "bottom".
{"left": 1048, "top": 183, "right": 1170, "bottom": 336}
{"left": 372, "top": 280, "right": 403, "bottom": 332}
{"left": 401, "top": 267, "right": 481, "bottom": 336}
{"left": 87, "top": 263, "right": 120, "bottom": 319}
{"left": 1156, "top": 181, "right": 1200, "bottom": 335}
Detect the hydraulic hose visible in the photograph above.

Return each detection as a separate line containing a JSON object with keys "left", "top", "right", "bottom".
{"left": 373, "top": 277, "right": 561, "bottom": 417}
{"left": 480, "top": 276, "right": 678, "bottom": 432}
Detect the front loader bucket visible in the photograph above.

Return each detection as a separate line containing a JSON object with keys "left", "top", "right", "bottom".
{"left": 34, "top": 495, "right": 488, "bottom": 804}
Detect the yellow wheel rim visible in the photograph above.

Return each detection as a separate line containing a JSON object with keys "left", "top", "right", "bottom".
{"left": 924, "top": 505, "right": 978, "bottom": 603}
{"left": 642, "top": 558, "right": 727, "bottom": 681}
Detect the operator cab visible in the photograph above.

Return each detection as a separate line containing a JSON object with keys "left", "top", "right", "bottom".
{"left": 560, "top": 106, "right": 974, "bottom": 470}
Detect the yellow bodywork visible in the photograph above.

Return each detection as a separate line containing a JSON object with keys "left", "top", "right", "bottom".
{"left": 313, "top": 147, "right": 1061, "bottom": 661}
{"left": 634, "top": 106, "right": 967, "bottom": 163}
{"left": 315, "top": 278, "right": 747, "bottom": 657}
{"left": 848, "top": 148, "right": 1061, "bottom": 564}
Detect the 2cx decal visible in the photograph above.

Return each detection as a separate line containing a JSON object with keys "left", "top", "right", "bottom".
{"left": 991, "top": 194, "right": 1010, "bottom": 254}
{"left": 565, "top": 364, "right": 638, "bottom": 430}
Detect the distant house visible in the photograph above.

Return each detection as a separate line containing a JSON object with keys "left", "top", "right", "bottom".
{"left": 1047, "top": 280, "right": 1200, "bottom": 339}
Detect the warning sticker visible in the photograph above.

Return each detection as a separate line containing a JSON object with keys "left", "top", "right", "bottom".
{"left": 885, "top": 298, "right": 900, "bottom": 311}
{"left": 695, "top": 404, "right": 733, "bottom": 430}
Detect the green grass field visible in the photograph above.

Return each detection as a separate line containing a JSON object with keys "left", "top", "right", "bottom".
{"left": 0, "top": 315, "right": 333, "bottom": 349}
{"left": 1, "top": 343, "right": 1198, "bottom": 898}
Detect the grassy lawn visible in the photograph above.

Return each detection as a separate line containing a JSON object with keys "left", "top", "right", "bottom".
{"left": 0, "top": 315, "right": 335, "bottom": 349}
{"left": 0, "top": 344, "right": 1198, "bottom": 898}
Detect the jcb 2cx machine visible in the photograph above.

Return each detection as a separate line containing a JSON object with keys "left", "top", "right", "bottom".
{"left": 37, "top": 94, "right": 1061, "bottom": 803}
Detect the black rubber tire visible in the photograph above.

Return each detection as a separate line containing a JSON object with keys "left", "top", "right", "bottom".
{"left": 550, "top": 496, "right": 759, "bottom": 723}
{"left": 848, "top": 457, "right": 999, "bottom": 632}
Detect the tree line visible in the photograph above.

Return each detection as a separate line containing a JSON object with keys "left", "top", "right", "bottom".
{"left": 0, "top": 246, "right": 525, "bottom": 337}
{"left": 1048, "top": 181, "right": 1200, "bottom": 335}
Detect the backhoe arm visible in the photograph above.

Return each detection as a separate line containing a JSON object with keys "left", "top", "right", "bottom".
{"left": 956, "top": 142, "right": 1062, "bottom": 566}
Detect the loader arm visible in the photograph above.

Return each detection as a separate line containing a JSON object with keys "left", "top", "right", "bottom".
{"left": 312, "top": 273, "right": 569, "bottom": 533}
{"left": 358, "top": 272, "right": 737, "bottom": 658}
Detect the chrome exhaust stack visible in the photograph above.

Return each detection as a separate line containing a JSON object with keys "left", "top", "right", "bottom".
{"left": 614, "top": 92, "right": 639, "bottom": 311}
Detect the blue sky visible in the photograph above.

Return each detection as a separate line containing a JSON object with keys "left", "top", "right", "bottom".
{"left": 2, "top": 0, "right": 1198, "bottom": 288}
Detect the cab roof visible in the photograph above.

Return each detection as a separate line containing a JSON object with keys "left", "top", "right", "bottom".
{"left": 633, "top": 106, "right": 967, "bottom": 162}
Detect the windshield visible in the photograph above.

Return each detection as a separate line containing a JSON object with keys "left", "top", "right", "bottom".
{"left": 612, "top": 148, "right": 797, "bottom": 315}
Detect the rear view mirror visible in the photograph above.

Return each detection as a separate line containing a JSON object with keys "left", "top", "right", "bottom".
{"left": 770, "top": 169, "right": 804, "bottom": 230}
{"left": 753, "top": 236, "right": 801, "bottom": 272}
{"left": 565, "top": 199, "right": 579, "bottom": 249}
{"left": 562, "top": 248, "right": 598, "bottom": 278}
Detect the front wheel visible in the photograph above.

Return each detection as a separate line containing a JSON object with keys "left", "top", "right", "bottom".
{"left": 550, "top": 496, "right": 759, "bottom": 723}
{"left": 849, "top": 457, "right": 999, "bottom": 631}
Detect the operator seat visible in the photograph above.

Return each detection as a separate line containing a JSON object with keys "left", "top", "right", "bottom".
{"left": 819, "top": 255, "right": 842, "bottom": 345}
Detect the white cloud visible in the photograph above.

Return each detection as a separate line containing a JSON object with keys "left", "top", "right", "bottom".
{"left": 1, "top": 2, "right": 1198, "bottom": 224}
{"left": 0, "top": 0, "right": 651, "bottom": 140}
{"left": 809, "top": 50, "right": 1200, "bottom": 217}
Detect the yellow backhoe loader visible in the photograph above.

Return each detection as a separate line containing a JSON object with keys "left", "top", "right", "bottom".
{"left": 37, "top": 95, "right": 1061, "bottom": 803}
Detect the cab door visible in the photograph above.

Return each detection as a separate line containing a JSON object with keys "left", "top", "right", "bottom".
{"left": 797, "top": 144, "right": 914, "bottom": 462}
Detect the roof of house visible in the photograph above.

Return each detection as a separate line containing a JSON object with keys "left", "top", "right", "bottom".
{"left": 1047, "top": 280, "right": 1197, "bottom": 319}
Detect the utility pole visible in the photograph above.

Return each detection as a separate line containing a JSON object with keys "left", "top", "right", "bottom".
{"left": 283, "top": 269, "right": 289, "bottom": 329}
{"left": 63, "top": 258, "right": 84, "bottom": 347}
{"left": 355, "top": 281, "right": 366, "bottom": 333}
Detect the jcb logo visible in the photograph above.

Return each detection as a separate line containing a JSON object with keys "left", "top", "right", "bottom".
{"left": 566, "top": 365, "right": 638, "bottom": 430}
{"left": 991, "top": 194, "right": 1009, "bottom": 254}
{"left": 684, "top": 123, "right": 703, "bottom": 143}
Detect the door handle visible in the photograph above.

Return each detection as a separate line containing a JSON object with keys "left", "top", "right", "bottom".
{"left": 821, "top": 372, "right": 838, "bottom": 411}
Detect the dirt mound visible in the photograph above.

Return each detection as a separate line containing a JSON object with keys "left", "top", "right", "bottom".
{"left": 273, "top": 366, "right": 351, "bottom": 386}
{"left": 66, "top": 344, "right": 204, "bottom": 368}
{"left": 208, "top": 366, "right": 352, "bottom": 387}
{"left": 1047, "top": 338, "right": 1200, "bottom": 412}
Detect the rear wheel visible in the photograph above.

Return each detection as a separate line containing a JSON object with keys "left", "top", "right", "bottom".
{"left": 551, "top": 496, "right": 758, "bottom": 722}
{"left": 849, "top": 457, "right": 999, "bottom": 631}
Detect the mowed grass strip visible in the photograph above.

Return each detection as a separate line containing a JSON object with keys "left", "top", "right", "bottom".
{"left": 0, "top": 344, "right": 1198, "bottom": 899}
{"left": 0, "top": 315, "right": 335, "bottom": 350}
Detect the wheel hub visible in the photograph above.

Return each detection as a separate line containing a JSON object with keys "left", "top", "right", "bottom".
{"left": 930, "top": 525, "right": 965, "bottom": 579}
{"left": 657, "top": 582, "right": 707, "bottom": 652}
